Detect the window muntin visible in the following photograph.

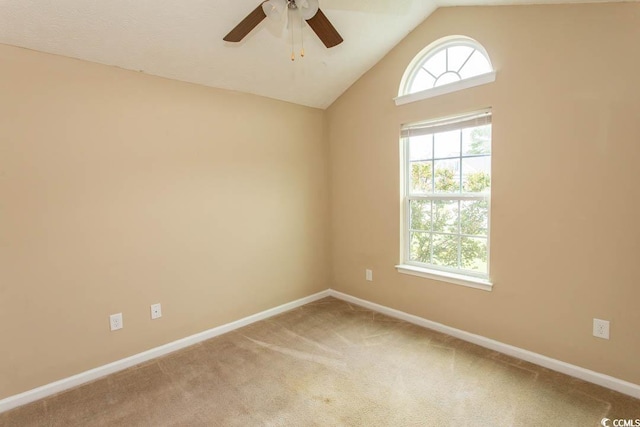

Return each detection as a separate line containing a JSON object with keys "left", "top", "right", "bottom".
{"left": 402, "top": 111, "right": 491, "bottom": 279}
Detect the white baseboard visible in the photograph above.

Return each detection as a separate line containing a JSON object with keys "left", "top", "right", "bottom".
{"left": 327, "top": 289, "right": 640, "bottom": 399}
{"left": 2, "top": 287, "right": 638, "bottom": 415}
{"left": 0, "top": 289, "right": 331, "bottom": 414}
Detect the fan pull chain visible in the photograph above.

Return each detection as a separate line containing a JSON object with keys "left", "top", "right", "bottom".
{"left": 290, "top": 13, "right": 295, "bottom": 61}
{"left": 300, "top": 14, "right": 305, "bottom": 57}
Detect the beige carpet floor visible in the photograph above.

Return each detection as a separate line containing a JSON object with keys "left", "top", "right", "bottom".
{"left": 2, "top": 297, "right": 639, "bottom": 426}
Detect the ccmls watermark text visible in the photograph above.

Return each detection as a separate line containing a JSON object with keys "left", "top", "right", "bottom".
{"left": 601, "top": 418, "right": 640, "bottom": 427}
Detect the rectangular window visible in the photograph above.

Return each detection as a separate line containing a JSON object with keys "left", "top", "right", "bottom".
{"left": 400, "top": 110, "right": 491, "bottom": 284}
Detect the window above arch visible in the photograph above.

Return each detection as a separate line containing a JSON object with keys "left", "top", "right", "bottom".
{"left": 395, "top": 37, "right": 496, "bottom": 106}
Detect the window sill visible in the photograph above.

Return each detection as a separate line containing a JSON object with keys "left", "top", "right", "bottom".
{"left": 394, "top": 71, "right": 496, "bottom": 106}
{"left": 395, "top": 264, "right": 493, "bottom": 291}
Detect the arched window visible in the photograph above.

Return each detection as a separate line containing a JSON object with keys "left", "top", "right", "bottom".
{"left": 395, "top": 36, "right": 495, "bottom": 106}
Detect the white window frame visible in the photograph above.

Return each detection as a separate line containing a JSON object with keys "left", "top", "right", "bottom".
{"left": 394, "top": 36, "right": 496, "bottom": 106}
{"left": 396, "top": 110, "right": 493, "bottom": 291}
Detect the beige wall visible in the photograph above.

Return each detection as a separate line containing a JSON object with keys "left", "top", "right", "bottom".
{"left": 0, "top": 45, "right": 329, "bottom": 399}
{"left": 327, "top": 3, "right": 640, "bottom": 384}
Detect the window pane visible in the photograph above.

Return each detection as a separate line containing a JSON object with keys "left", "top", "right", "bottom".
{"left": 460, "top": 200, "right": 488, "bottom": 236}
{"left": 460, "top": 237, "right": 488, "bottom": 273}
{"left": 423, "top": 50, "right": 447, "bottom": 78}
{"left": 462, "top": 125, "right": 491, "bottom": 155}
{"left": 432, "top": 233, "right": 459, "bottom": 268}
{"left": 410, "top": 69, "right": 436, "bottom": 93}
{"left": 447, "top": 45, "right": 474, "bottom": 72}
{"left": 410, "top": 161, "right": 433, "bottom": 193}
{"left": 434, "top": 159, "right": 460, "bottom": 193}
{"left": 461, "top": 156, "right": 491, "bottom": 193}
{"left": 410, "top": 200, "right": 431, "bottom": 231}
{"left": 434, "top": 130, "right": 461, "bottom": 159}
{"left": 432, "top": 200, "right": 458, "bottom": 234}
{"left": 409, "top": 135, "right": 433, "bottom": 161}
{"left": 410, "top": 232, "right": 431, "bottom": 263}
{"left": 459, "top": 50, "right": 492, "bottom": 79}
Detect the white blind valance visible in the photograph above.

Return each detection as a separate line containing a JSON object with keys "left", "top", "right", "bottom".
{"left": 401, "top": 110, "right": 491, "bottom": 138}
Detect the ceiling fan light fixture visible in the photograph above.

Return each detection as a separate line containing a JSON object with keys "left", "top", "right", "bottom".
{"left": 224, "top": 0, "right": 343, "bottom": 48}
{"left": 262, "top": 0, "right": 287, "bottom": 21}
{"left": 298, "top": 0, "right": 319, "bottom": 20}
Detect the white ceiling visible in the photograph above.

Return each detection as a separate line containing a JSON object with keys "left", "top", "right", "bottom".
{"left": 0, "top": 0, "right": 618, "bottom": 109}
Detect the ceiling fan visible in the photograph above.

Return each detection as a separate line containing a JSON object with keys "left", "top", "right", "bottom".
{"left": 223, "top": 0, "right": 343, "bottom": 48}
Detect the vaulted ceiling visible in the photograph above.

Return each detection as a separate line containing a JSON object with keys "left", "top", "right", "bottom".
{"left": 0, "top": 0, "right": 616, "bottom": 108}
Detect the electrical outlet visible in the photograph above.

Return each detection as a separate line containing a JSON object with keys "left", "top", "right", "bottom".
{"left": 110, "top": 313, "right": 123, "bottom": 331}
{"left": 365, "top": 269, "right": 373, "bottom": 281}
{"left": 593, "top": 318, "right": 610, "bottom": 339}
{"left": 151, "top": 303, "right": 162, "bottom": 320}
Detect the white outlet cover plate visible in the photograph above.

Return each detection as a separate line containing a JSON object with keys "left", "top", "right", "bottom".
{"left": 110, "top": 313, "right": 123, "bottom": 331}
{"left": 151, "top": 303, "right": 162, "bottom": 320}
{"left": 593, "top": 318, "right": 610, "bottom": 339}
{"left": 365, "top": 269, "right": 373, "bottom": 281}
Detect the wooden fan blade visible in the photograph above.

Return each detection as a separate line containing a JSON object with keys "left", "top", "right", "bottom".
{"left": 223, "top": 3, "right": 267, "bottom": 42}
{"left": 306, "top": 9, "right": 343, "bottom": 48}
